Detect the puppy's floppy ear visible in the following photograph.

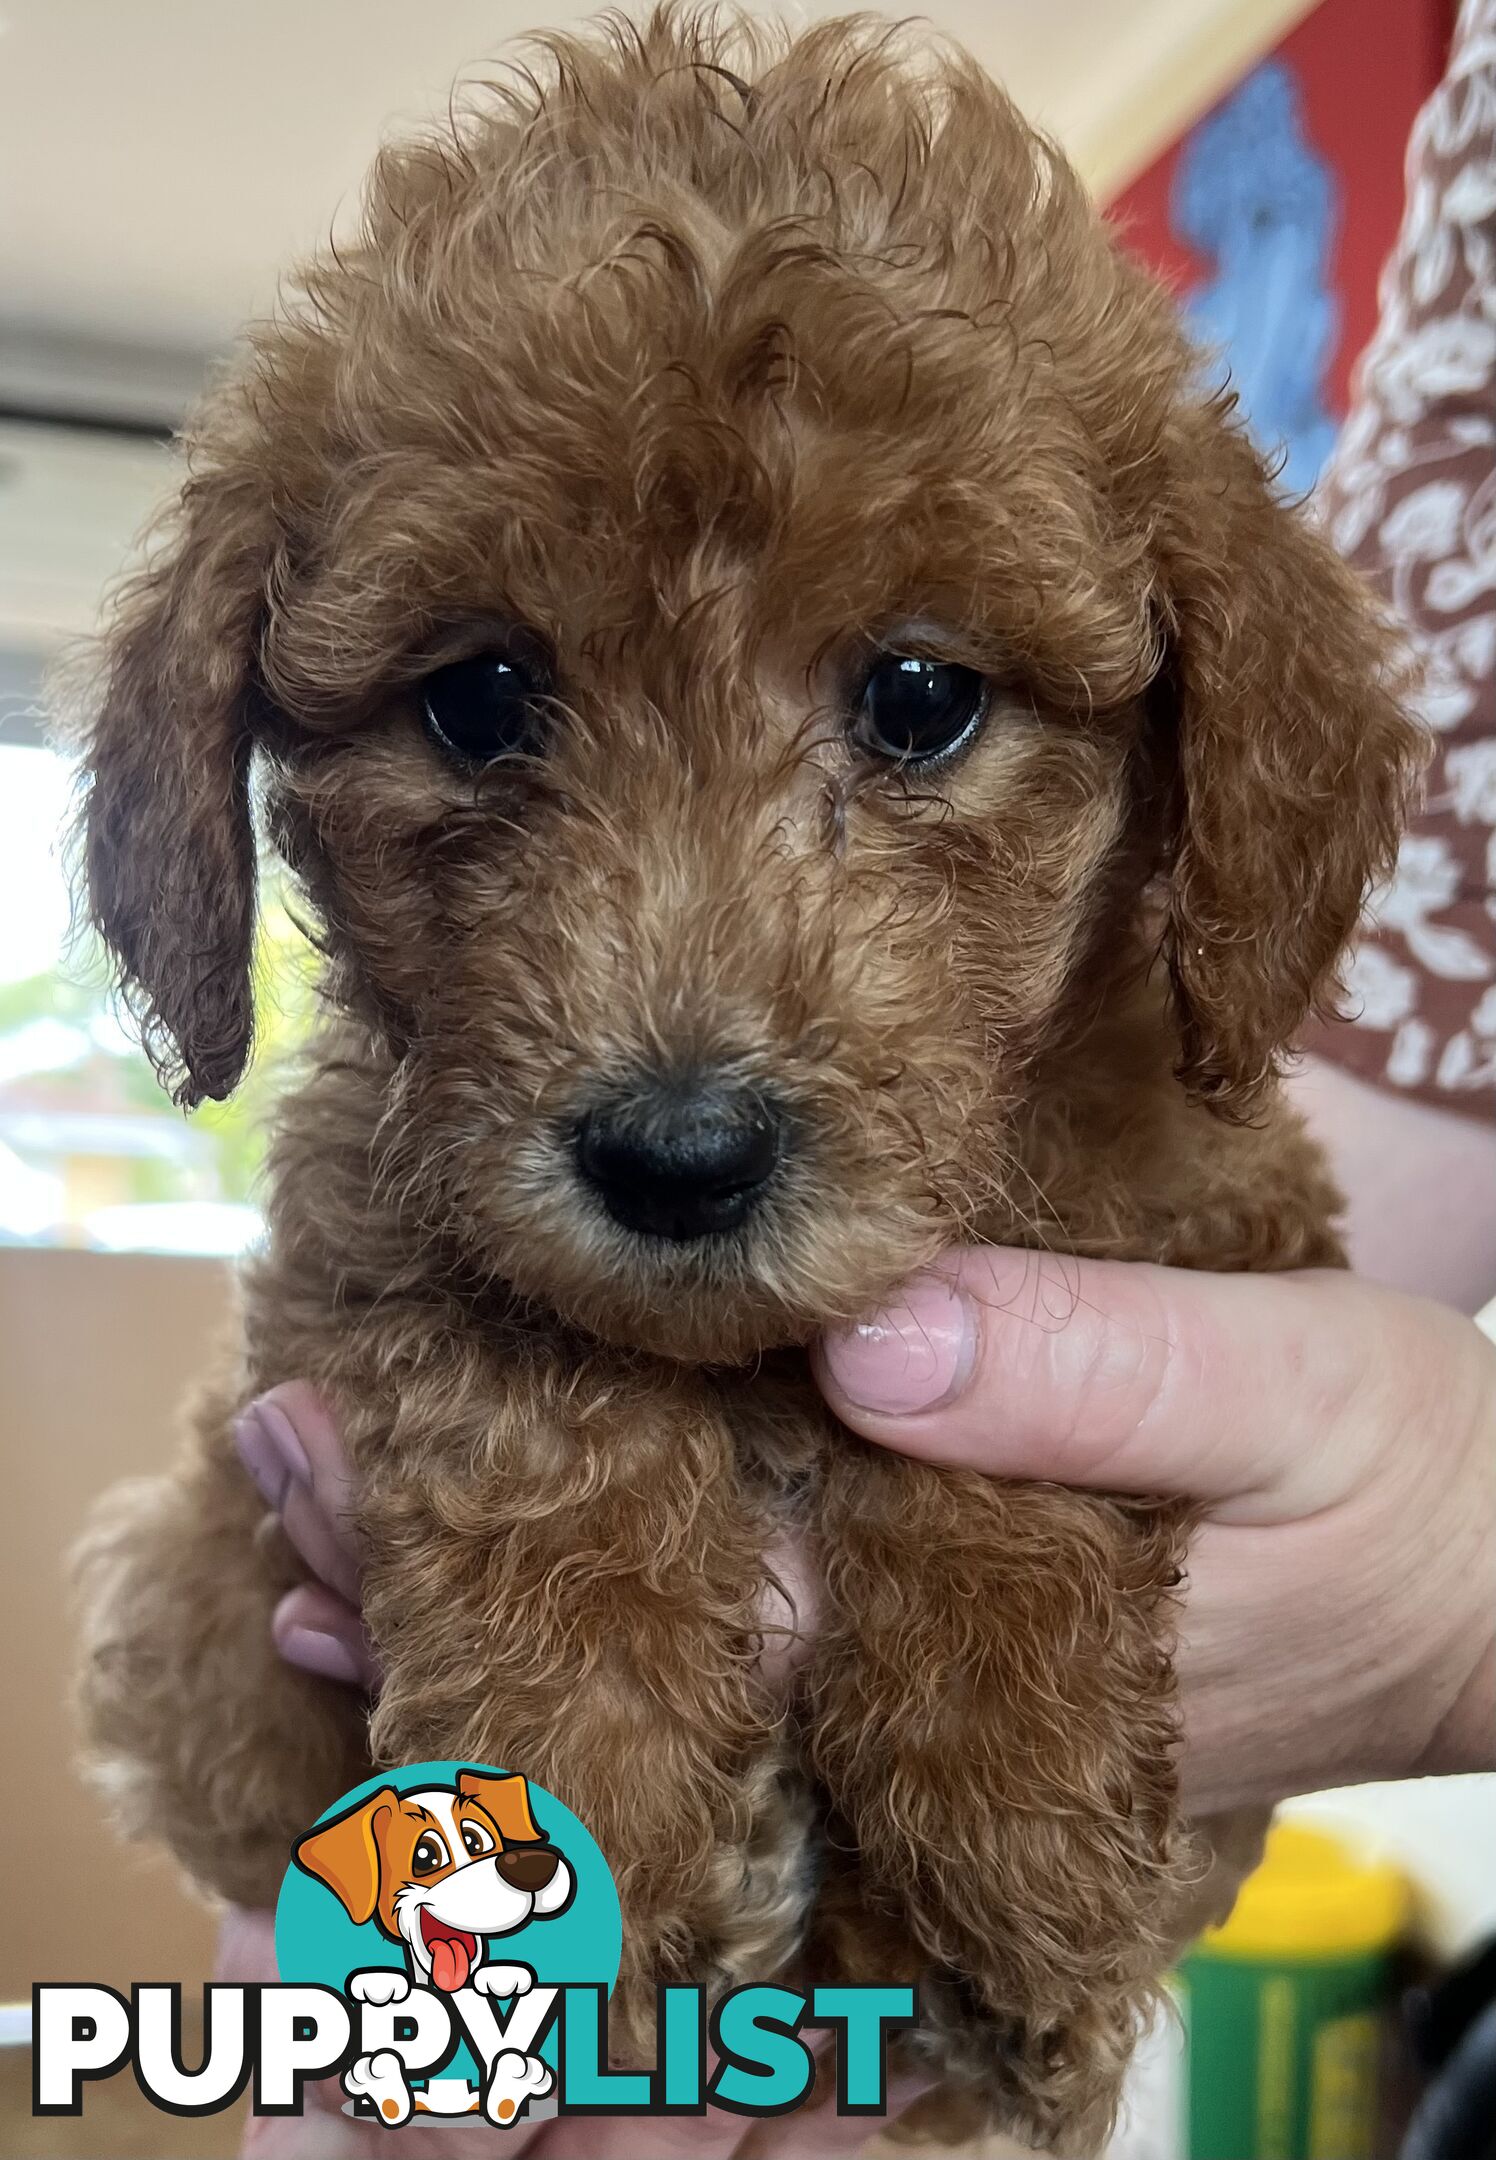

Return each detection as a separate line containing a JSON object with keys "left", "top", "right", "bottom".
{"left": 77, "top": 453, "right": 275, "bottom": 1109}
{"left": 457, "top": 1770, "right": 544, "bottom": 1844}
{"left": 294, "top": 1788, "right": 397, "bottom": 1926}
{"left": 1149, "top": 398, "right": 1424, "bottom": 1116}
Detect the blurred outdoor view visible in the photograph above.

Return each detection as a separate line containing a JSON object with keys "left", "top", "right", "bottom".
{"left": 0, "top": 733, "right": 315, "bottom": 1254}
{"left": 0, "top": 417, "right": 322, "bottom": 1256}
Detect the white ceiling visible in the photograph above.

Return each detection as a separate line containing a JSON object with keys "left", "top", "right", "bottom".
{"left": 0, "top": 0, "right": 1313, "bottom": 652}
{"left": 0, "top": 0, "right": 1313, "bottom": 356}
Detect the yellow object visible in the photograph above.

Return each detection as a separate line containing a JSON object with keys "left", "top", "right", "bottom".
{"left": 1200, "top": 1822, "right": 1407, "bottom": 1961}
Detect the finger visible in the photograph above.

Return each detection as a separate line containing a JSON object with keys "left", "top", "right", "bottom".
{"left": 592, "top": 2103, "right": 888, "bottom": 2160}
{"left": 292, "top": 2070, "right": 539, "bottom": 2158}
{"left": 295, "top": 2045, "right": 554, "bottom": 2157}
{"left": 221, "top": 1917, "right": 365, "bottom": 2159}
{"left": 528, "top": 2109, "right": 744, "bottom": 2159}
{"left": 215, "top": 1907, "right": 277, "bottom": 1984}
{"left": 815, "top": 1250, "right": 1465, "bottom": 1522}
{"left": 524, "top": 2035, "right": 918, "bottom": 2159}
{"left": 235, "top": 1382, "right": 363, "bottom": 1602}
{"left": 273, "top": 1583, "right": 381, "bottom": 1691}
{"left": 745, "top": 2065, "right": 930, "bottom": 2157}
{"left": 241, "top": 2102, "right": 375, "bottom": 2156}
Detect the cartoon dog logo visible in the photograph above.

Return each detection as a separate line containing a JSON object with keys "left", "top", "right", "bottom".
{"left": 294, "top": 1769, "right": 574, "bottom": 2125}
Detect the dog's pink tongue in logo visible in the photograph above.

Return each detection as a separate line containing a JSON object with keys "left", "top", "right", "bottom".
{"left": 421, "top": 1910, "right": 478, "bottom": 1992}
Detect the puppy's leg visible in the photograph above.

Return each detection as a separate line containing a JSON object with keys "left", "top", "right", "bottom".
{"left": 359, "top": 1356, "right": 803, "bottom": 2050}
{"left": 807, "top": 1444, "right": 1195, "bottom": 2155}
{"left": 74, "top": 1381, "right": 371, "bottom": 1909}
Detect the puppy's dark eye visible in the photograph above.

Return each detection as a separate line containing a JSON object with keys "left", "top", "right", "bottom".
{"left": 856, "top": 655, "right": 987, "bottom": 765}
{"left": 460, "top": 1820, "right": 496, "bottom": 1859}
{"left": 412, "top": 1833, "right": 449, "bottom": 1875}
{"left": 421, "top": 653, "right": 548, "bottom": 765}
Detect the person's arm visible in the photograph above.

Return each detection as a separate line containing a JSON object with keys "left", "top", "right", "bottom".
{"left": 1291, "top": 1055, "right": 1496, "bottom": 1315}
{"left": 814, "top": 1253, "right": 1496, "bottom": 1815}
{"left": 1294, "top": 0, "right": 1496, "bottom": 1168}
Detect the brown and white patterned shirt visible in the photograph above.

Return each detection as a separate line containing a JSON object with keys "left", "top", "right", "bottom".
{"left": 1303, "top": 0, "right": 1496, "bottom": 1115}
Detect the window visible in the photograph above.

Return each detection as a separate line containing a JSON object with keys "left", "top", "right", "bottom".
{"left": 0, "top": 418, "right": 321, "bottom": 1256}
{"left": 0, "top": 724, "right": 314, "bottom": 1255}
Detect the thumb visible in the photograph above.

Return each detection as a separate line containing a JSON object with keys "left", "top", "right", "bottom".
{"left": 814, "top": 1249, "right": 1449, "bottom": 1522}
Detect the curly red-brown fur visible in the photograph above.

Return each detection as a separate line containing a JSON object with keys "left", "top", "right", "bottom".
{"left": 71, "top": 8, "right": 1421, "bottom": 2148}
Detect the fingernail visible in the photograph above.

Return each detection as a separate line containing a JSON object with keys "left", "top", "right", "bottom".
{"left": 821, "top": 1274, "right": 976, "bottom": 1414}
{"left": 234, "top": 1400, "right": 310, "bottom": 1509}
{"left": 280, "top": 1626, "right": 368, "bottom": 1687}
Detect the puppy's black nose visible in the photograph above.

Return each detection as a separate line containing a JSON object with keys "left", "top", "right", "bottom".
{"left": 575, "top": 1082, "right": 780, "bottom": 1242}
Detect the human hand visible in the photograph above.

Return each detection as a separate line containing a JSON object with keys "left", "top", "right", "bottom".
{"left": 815, "top": 1253, "right": 1496, "bottom": 1813}
{"left": 232, "top": 1382, "right": 379, "bottom": 1691}
{"left": 233, "top": 1384, "right": 816, "bottom": 1697}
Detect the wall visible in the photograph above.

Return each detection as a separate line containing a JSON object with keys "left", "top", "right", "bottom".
{"left": 3, "top": 1245, "right": 230, "bottom": 1995}
{"left": 1110, "top": 0, "right": 1452, "bottom": 413}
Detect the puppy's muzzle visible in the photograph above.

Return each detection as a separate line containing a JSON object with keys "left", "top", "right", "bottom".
{"left": 496, "top": 1843, "right": 564, "bottom": 1892}
{"left": 575, "top": 1077, "right": 781, "bottom": 1242}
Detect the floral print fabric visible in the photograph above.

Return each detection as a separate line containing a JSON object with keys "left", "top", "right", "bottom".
{"left": 1302, "top": 0, "right": 1496, "bottom": 1112}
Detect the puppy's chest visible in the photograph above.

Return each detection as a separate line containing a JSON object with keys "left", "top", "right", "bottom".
{"left": 714, "top": 1352, "right": 842, "bottom": 1508}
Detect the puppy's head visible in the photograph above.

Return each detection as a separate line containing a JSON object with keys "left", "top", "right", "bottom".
{"left": 294, "top": 1771, "right": 573, "bottom": 1990}
{"left": 79, "top": 9, "right": 1420, "bottom": 1362}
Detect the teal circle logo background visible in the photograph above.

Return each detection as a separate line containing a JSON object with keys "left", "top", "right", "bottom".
{"left": 274, "top": 1761, "right": 621, "bottom": 2081}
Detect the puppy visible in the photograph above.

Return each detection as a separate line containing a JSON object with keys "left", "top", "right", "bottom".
{"left": 72, "top": 8, "right": 1421, "bottom": 2149}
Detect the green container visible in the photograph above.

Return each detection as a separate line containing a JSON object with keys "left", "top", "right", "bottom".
{"left": 1177, "top": 1822, "right": 1406, "bottom": 2160}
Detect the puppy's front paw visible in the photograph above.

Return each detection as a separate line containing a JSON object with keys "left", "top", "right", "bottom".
{"left": 348, "top": 1968, "right": 411, "bottom": 2007}
{"left": 470, "top": 1962, "right": 535, "bottom": 2000}
{"left": 483, "top": 2048, "right": 552, "bottom": 2126}
{"left": 344, "top": 2049, "right": 414, "bottom": 2126}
